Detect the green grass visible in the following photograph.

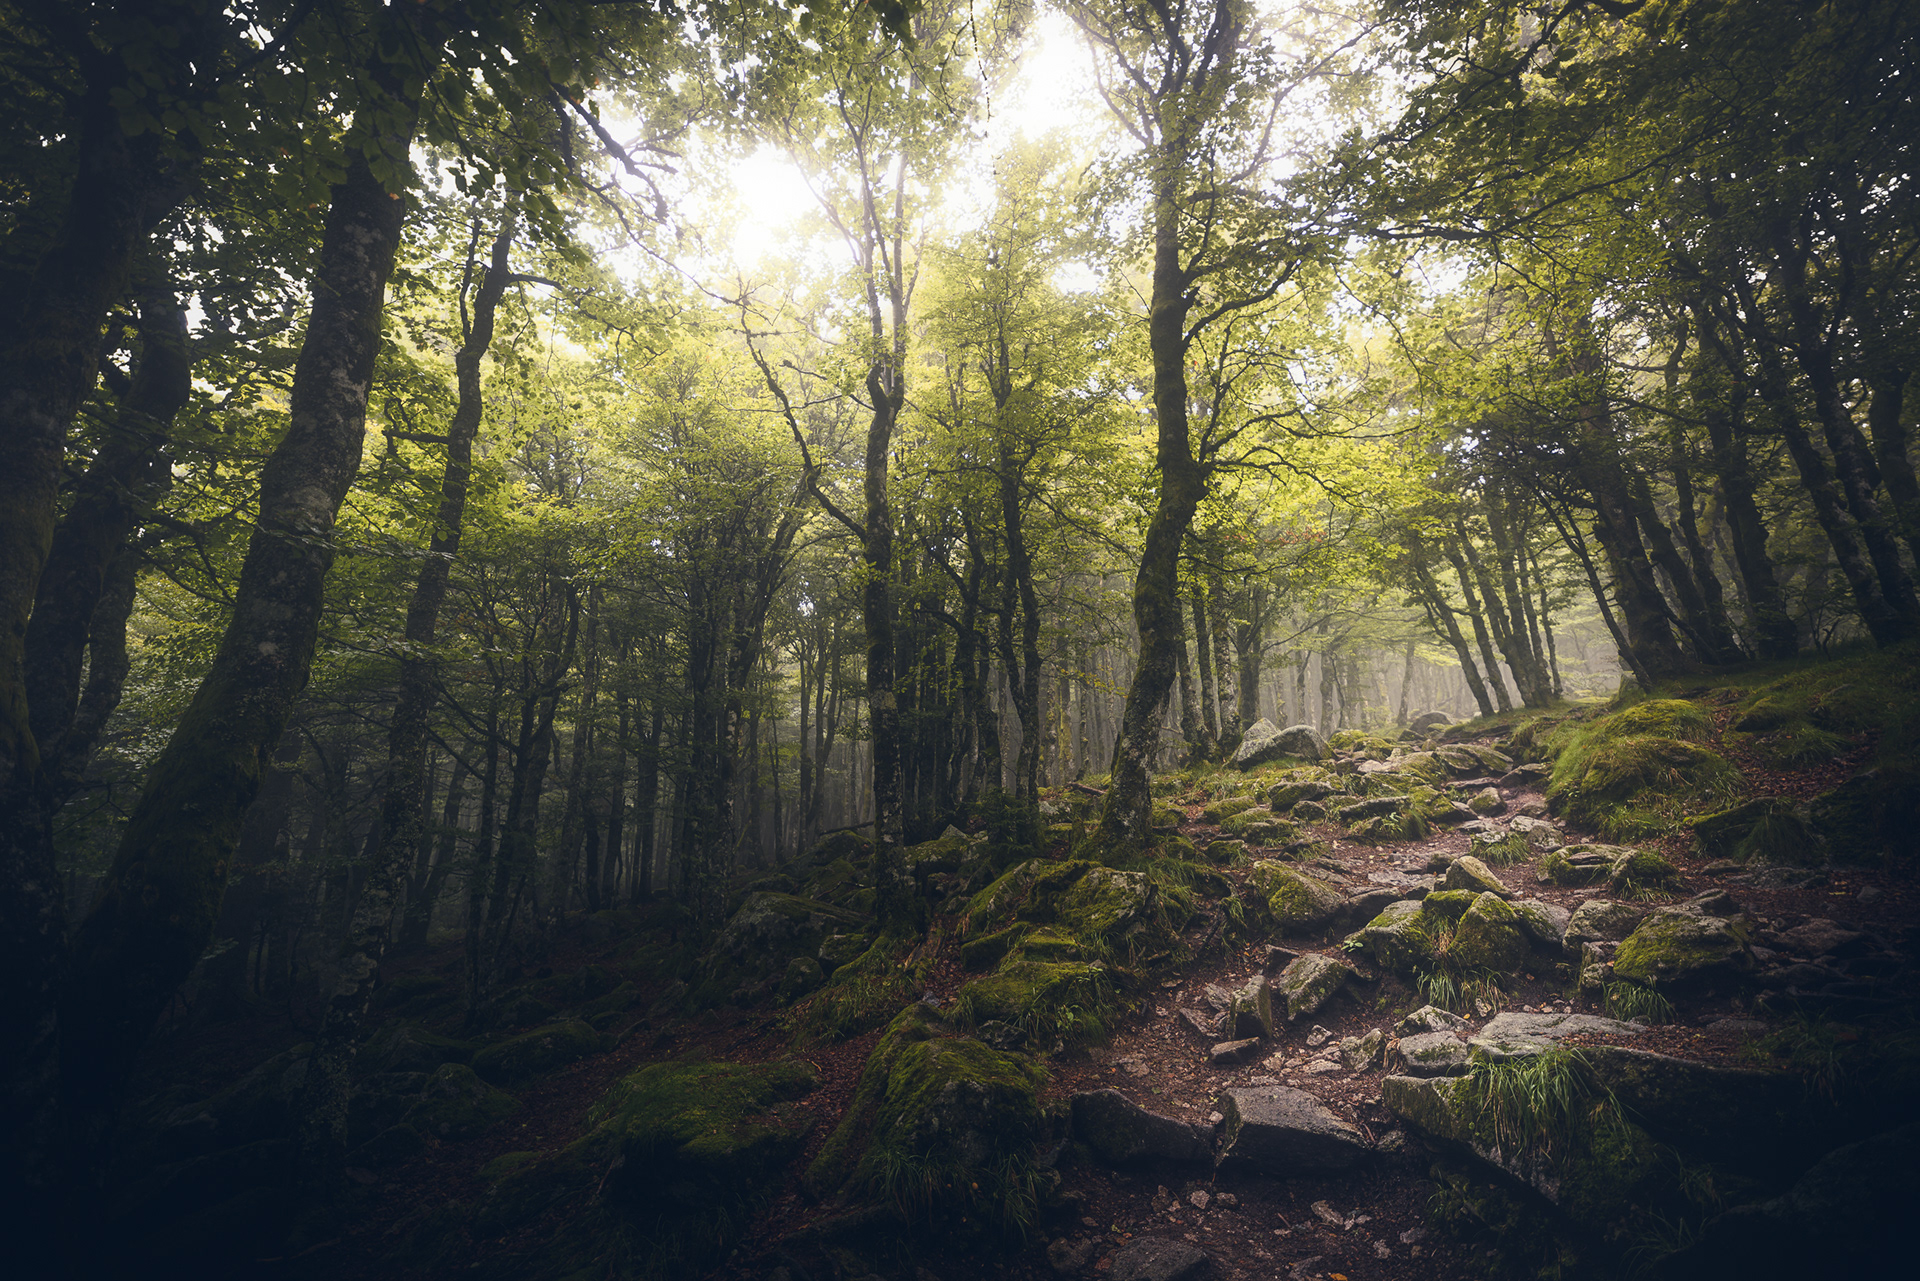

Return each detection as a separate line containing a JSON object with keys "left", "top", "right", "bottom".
{"left": 1469, "top": 1049, "right": 1617, "bottom": 1160}
{"left": 1603, "top": 982, "right": 1675, "bottom": 1025}
{"left": 1407, "top": 917, "right": 1507, "bottom": 1014}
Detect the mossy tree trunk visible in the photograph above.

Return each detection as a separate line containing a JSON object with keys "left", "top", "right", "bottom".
{"left": 62, "top": 76, "right": 431, "bottom": 1179}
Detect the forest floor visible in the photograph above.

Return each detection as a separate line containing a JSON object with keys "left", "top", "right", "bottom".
{"left": 125, "top": 689, "right": 1919, "bottom": 1281}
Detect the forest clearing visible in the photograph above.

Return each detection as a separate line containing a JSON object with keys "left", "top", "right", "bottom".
{"left": 1, "top": 1, "right": 1916, "bottom": 1278}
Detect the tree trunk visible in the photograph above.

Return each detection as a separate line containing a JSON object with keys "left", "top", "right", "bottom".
{"left": 61, "top": 81, "right": 429, "bottom": 1173}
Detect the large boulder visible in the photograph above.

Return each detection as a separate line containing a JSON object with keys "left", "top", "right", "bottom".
{"left": 1655, "top": 1123, "right": 1920, "bottom": 1278}
{"left": 1248, "top": 862, "right": 1345, "bottom": 934}
{"left": 1271, "top": 953, "right": 1355, "bottom": 1022}
{"left": 1070, "top": 1089, "right": 1213, "bottom": 1164}
{"left": 1110, "top": 1237, "right": 1211, "bottom": 1281}
{"left": 807, "top": 1005, "right": 1046, "bottom": 1232}
{"left": 1467, "top": 1012, "right": 1643, "bottom": 1063}
{"left": 1232, "top": 720, "right": 1328, "bottom": 769}
{"left": 1564, "top": 899, "right": 1648, "bottom": 945}
{"left": 1450, "top": 892, "right": 1530, "bottom": 973}
{"left": 405, "top": 1063, "right": 519, "bottom": 1141}
{"left": 1228, "top": 975, "right": 1276, "bottom": 1039}
{"left": 1612, "top": 908, "right": 1753, "bottom": 990}
{"left": 1510, "top": 900, "right": 1570, "bottom": 953}
{"left": 697, "top": 891, "right": 868, "bottom": 1004}
{"left": 1217, "top": 1086, "right": 1369, "bottom": 1172}
{"left": 471, "top": 1019, "right": 602, "bottom": 1085}
{"left": 1267, "top": 777, "right": 1337, "bottom": 812}
{"left": 1394, "top": 1031, "right": 1470, "bottom": 1076}
{"left": 473, "top": 1057, "right": 817, "bottom": 1271}
{"left": 956, "top": 959, "right": 1114, "bottom": 1049}
{"left": 1347, "top": 899, "right": 1428, "bottom": 970}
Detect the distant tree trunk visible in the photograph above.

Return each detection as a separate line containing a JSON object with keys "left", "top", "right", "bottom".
{"left": 555, "top": 587, "right": 602, "bottom": 912}
{"left": 1190, "top": 578, "right": 1220, "bottom": 745}
{"left": 1208, "top": 567, "right": 1241, "bottom": 754}
{"left": 1174, "top": 600, "right": 1208, "bottom": 766}
{"left": 1408, "top": 540, "right": 1496, "bottom": 717}
{"left": 633, "top": 694, "right": 663, "bottom": 903}
{"left": 1442, "top": 538, "right": 1514, "bottom": 712}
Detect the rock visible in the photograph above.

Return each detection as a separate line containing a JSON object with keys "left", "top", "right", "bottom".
{"left": 1467, "top": 1011, "right": 1642, "bottom": 1062}
{"left": 1228, "top": 975, "right": 1276, "bottom": 1039}
{"left": 1396, "top": 1005, "right": 1470, "bottom": 1036}
{"left": 1441, "top": 855, "right": 1511, "bottom": 898}
{"left": 1179, "top": 1008, "right": 1221, "bottom": 1039}
{"left": 1409, "top": 711, "right": 1451, "bottom": 733}
{"left": 1608, "top": 847, "right": 1679, "bottom": 893}
{"left": 1466, "top": 830, "right": 1533, "bottom": 865}
{"left": 1394, "top": 1031, "right": 1470, "bottom": 1076}
{"left": 405, "top": 1063, "right": 518, "bottom": 1141}
{"left": 807, "top": 1007, "right": 1045, "bottom": 1223}
{"left": 1109, "top": 1237, "right": 1211, "bottom": 1281}
{"left": 778, "top": 955, "right": 824, "bottom": 1000}
{"left": 1262, "top": 944, "right": 1300, "bottom": 972}
{"left": 1305, "top": 1025, "right": 1333, "bottom": 1047}
{"left": 1776, "top": 918, "right": 1868, "bottom": 958}
{"left": 1272, "top": 953, "right": 1356, "bottom": 1022}
{"left": 1510, "top": 899, "right": 1569, "bottom": 953}
{"left": 1210, "top": 1038, "right": 1264, "bottom": 1066}
{"left": 1232, "top": 720, "right": 1328, "bottom": 769}
{"left": 1201, "top": 838, "right": 1246, "bottom": 865}
{"left": 1467, "top": 787, "right": 1505, "bottom": 816}
{"left": 1268, "top": 778, "right": 1336, "bottom": 811}
{"left": 1348, "top": 899, "right": 1427, "bottom": 969}
{"left": 818, "top": 932, "right": 870, "bottom": 972}
{"left": 1508, "top": 815, "right": 1562, "bottom": 849}
{"left": 476, "top": 1057, "right": 817, "bottom": 1267}
{"left": 1201, "top": 796, "right": 1259, "bottom": 825}
{"left": 1047, "top": 1237, "right": 1099, "bottom": 1273}
{"left": 1217, "top": 1086, "right": 1369, "bottom": 1171}
{"left": 1656, "top": 1123, "right": 1920, "bottom": 1278}
{"left": 1338, "top": 1029, "right": 1385, "bottom": 1072}
{"left": 1336, "top": 795, "right": 1409, "bottom": 824}
{"left": 471, "top": 1020, "right": 603, "bottom": 1085}
{"left": 1564, "top": 899, "right": 1648, "bottom": 945}
{"left": 700, "top": 892, "right": 868, "bottom": 1003}
{"left": 1342, "top": 886, "right": 1401, "bottom": 924}
{"left": 1498, "top": 763, "right": 1553, "bottom": 789}
{"left": 1071, "top": 1089, "right": 1214, "bottom": 1164}
{"left": 1612, "top": 909, "right": 1753, "bottom": 989}
{"left": 1249, "top": 862, "right": 1345, "bottom": 934}
{"left": 359, "top": 1025, "right": 476, "bottom": 1077}
{"left": 1451, "top": 893, "right": 1530, "bottom": 972}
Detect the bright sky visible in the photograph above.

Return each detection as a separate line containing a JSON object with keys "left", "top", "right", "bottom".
{"left": 704, "top": 10, "right": 1103, "bottom": 276}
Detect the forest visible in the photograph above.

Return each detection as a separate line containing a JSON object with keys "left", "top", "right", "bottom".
{"left": 1, "top": 0, "right": 1916, "bottom": 1277}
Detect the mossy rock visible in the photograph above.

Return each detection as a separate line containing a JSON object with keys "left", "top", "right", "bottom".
{"left": 1347, "top": 899, "right": 1428, "bottom": 969}
{"left": 1466, "top": 830, "right": 1533, "bottom": 868}
{"left": 1292, "top": 799, "right": 1328, "bottom": 822}
{"left": 359, "top": 1024, "right": 476, "bottom": 1076}
{"left": 778, "top": 956, "right": 825, "bottom": 1001}
{"left": 478, "top": 1057, "right": 818, "bottom": 1276}
{"left": 1389, "top": 752, "right": 1449, "bottom": 785}
{"left": 957, "top": 959, "right": 1116, "bottom": 1048}
{"left": 472, "top": 1020, "right": 603, "bottom": 1085}
{"left": 1536, "top": 844, "right": 1622, "bottom": 887}
{"left": 1808, "top": 765, "right": 1920, "bottom": 865}
{"left": 904, "top": 827, "right": 976, "bottom": 874}
{"left": 1248, "top": 861, "right": 1345, "bottom": 934}
{"left": 1202, "top": 796, "right": 1259, "bottom": 825}
{"left": 1268, "top": 776, "right": 1337, "bottom": 811}
{"left": 406, "top": 1063, "right": 519, "bottom": 1141}
{"left": 959, "top": 924, "right": 1028, "bottom": 971}
{"left": 1433, "top": 744, "right": 1490, "bottom": 777}
{"left": 808, "top": 829, "right": 872, "bottom": 864}
{"left": 1218, "top": 807, "right": 1282, "bottom": 837}
{"left": 1420, "top": 889, "right": 1482, "bottom": 922}
{"left": 1612, "top": 908, "right": 1752, "bottom": 990}
{"left": 1450, "top": 893, "right": 1529, "bottom": 973}
{"left": 696, "top": 891, "right": 869, "bottom": 1005}
{"left": 372, "top": 972, "right": 457, "bottom": 1019}
{"left": 1546, "top": 701, "right": 1740, "bottom": 839}
{"left": 807, "top": 1006, "right": 1047, "bottom": 1234}
{"left": 960, "top": 860, "right": 1056, "bottom": 940}
{"left": 1347, "top": 809, "right": 1431, "bottom": 843}
{"left": 1607, "top": 847, "right": 1679, "bottom": 894}
{"left": 1016, "top": 927, "right": 1089, "bottom": 962}
{"left": 1689, "top": 798, "right": 1821, "bottom": 867}
{"left": 817, "top": 931, "right": 872, "bottom": 972}
{"left": 1202, "top": 838, "right": 1247, "bottom": 865}
{"left": 1740, "top": 720, "right": 1853, "bottom": 770}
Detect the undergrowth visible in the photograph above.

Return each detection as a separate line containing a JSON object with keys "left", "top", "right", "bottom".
{"left": 1408, "top": 918, "right": 1505, "bottom": 1014}
{"left": 1603, "top": 982, "right": 1675, "bottom": 1025}
{"left": 1469, "top": 1049, "right": 1618, "bottom": 1160}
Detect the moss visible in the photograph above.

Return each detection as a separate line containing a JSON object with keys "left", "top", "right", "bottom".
{"left": 960, "top": 861, "right": 1050, "bottom": 940}
{"left": 1546, "top": 700, "right": 1742, "bottom": 840}
{"left": 955, "top": 959, "right": 1117, "bottom": 1049}
{"left": 1608, "top": 847, "right": 1680, "bottom": 895}
{"left": 1741, "top": 720, "right": 1852, "bottom": 770}
{"left": 1449, "top": 893, "right": 1528, "bottom": 973}
{"left": 785, "top": 928, "right": 929, "bottom": 1043}
{"left": 1015, "top": 928, "right": 1089, "bottom": 963}
{"left": 481, "top": 1057, "right": 820, "bottom": 1278}
{"left": 1808, "top": 764, "right": 1920, "bottom": 865}
{"left": 472, "top": 1020, "right": 602, "bottom": 1085}
{"left": 1201, "top": 796, "right": 1258, "bottom": 824}
{"left": 959, "top": 924, "right": 1028, "bottom": 971}
{"left": 1612, "top": 909, "right": 1751, "bottom": 989}
{"left": 1348, "top": 898, "right": 1428, "bottom": 969}
{"left": 695, "top": 892, "right": 869, "bottom": 1007}
{"left": 808, "top": 1006, "right": 1046, "bottom": 1237}
{"left": 407, "top": 1062, "right": 519, "bottom": 1141}
{"left": 1468, "top": 831, "right": 1533, "bottom": 868}
{"left": 1347, "top": 809, "right": 1431, "bottom": 843}
{"left": 1420, "top": 889, "right": 1482, "bottom": 921}
{"left": 1203, "top": 838, "right": 1247, "bottom": 864}
{"left": 1248, "top": 861, "right": 1344, "bottom": 933}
